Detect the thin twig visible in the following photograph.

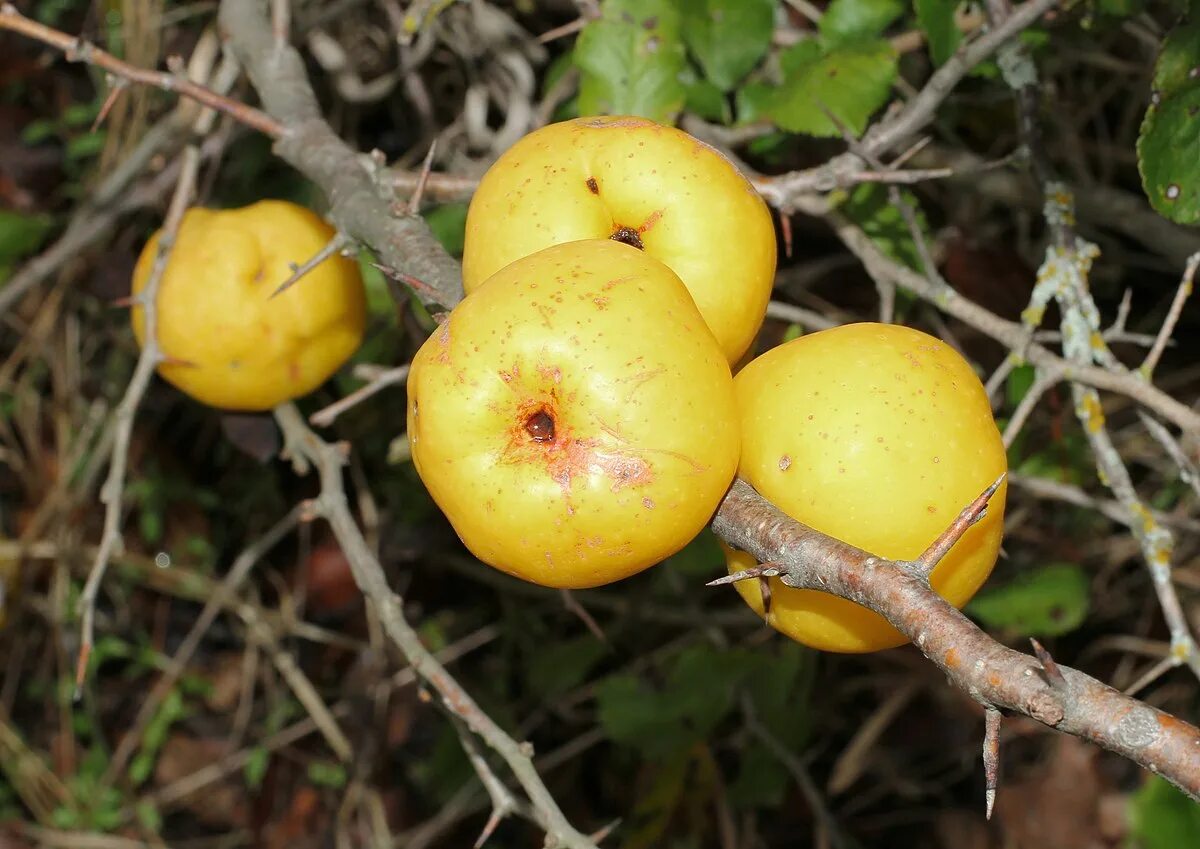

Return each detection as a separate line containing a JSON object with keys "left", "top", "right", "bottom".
{"left": 309, "top": 365, "right": 410, "bottom": 428}
{"left": 0, "top": 4, "right": 283, "bottom": 137}
{"left": 271, "top": 403, "right": 599, "bottom": 849}
{"left": 1140, "top": 251, "right": 1199, "bottom": 379}
{"left": 74, "top": 48, "right": 242, "bottom": 695}
{"left": 104, "top": 506, "right": 304, "bottom": 782}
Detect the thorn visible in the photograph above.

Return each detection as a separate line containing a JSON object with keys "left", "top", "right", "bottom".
{"left": 780, "top": 210, "right": 793, "bottom": 259}
{"left": 270, "top": 232, "right": 350, "bottom": 299}
{"left": 707, "top": 563, "right": 782, "bottom": 587}
{"left": 1029, "top": 638, "right": 1066, "bottom": 687}
{"left": 92, "top": 78, "right": 128, "bottom": 132}
{"left": 407, "top": 140, "right": 438, "bottom": 216}
{"left": 561, "top": 589, "right": 608, "bottom": 644}
{"left": 891, "top": 135, "right": 933, "bottom": 170}
{"left": 73, "top": 644, "right": 91, "bottom": 701}
{"left": 758, "top": 575, "right": 773, "bottom": 621}
{"left": 473, "top": 808, "right": 503, "bottom": 848}
{"left": 588, "top": 818, "right": 621, "bottom": 844}
{"left": 110, "top": 293, "right": 144, "bottom": 309}
{"left": 371, "top": 263, "right": 437, "bottom": 299}
{"left": 983, "top": 706, "right": 1001, "bottom": 819}
{"left": 911, "top": 473, "right": 1006, "bottom": 578}
{"left": 156, "top": 353, "right": 199, "bottom": 368}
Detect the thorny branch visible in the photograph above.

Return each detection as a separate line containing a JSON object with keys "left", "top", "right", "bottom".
{"left": 713, "top": 480, "right": 1200, "bottom": 801}
{"left": 271, "top": 403, "right": 600, "bottom": 849}
{"left": 0, "top": 4, "right": 282, "bottom": 137}
{"left": 75, "top": 49, "right": 242, "bottom": 692}
{"left": 218, "top": 0, "right": 463, "bottom": 308}
{"left": 5, "top": 0, "right": 1198, "bottom": 836}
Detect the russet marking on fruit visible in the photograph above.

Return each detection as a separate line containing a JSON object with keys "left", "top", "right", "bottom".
{"left": 586, "top": 177, "right": 599, "bottom": 194}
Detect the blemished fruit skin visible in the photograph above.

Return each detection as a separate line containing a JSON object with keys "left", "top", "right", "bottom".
{"left": 407, "top": 239, "right": 740, "bottom": 589}
{"left": 131, "top": 200, "right": 366, "bottom": 412}
{"left": 726, "top": 322, "right": 1008, "bottom": 653}
{"left": 461, "top": 115, "right": 777, "bottom": 365}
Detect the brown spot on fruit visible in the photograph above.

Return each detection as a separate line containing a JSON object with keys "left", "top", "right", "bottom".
{"left": 610, "top": 226, "right": 645, "bottom": 250}
{"left": 642, "top": 497, "right": 655, "bottom": 509}
{"left": 525, "top": 409, "right": 556, "bottom": 443}
{"left": 586, "top": 177, "right": 599, "bottom": 194}
{"left": 778, "top": 455, "right": 792, "bottom": 471}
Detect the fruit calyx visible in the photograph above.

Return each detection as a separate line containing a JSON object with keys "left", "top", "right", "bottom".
{"left": 610, "top": 227, "right": 644, "bottom": 250}
{"left": 524, "top": 408, "right": 557, "bottom": 443}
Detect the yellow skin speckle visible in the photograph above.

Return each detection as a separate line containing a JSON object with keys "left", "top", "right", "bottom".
{"left": 408, "top": 240, "right": 740, "bottom": 589}
{"left": 131, "top": 201, "right": 366, "bottom": 411}
{"left": 461, "top": 116, "right": 777, "bottom": 364}
{"left": 726, "top": 323, "right": 1008, "bottom": 653}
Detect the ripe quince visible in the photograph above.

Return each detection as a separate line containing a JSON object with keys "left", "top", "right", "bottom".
{"left": 131, "top": 200, "right": 366, "bottom": 411}
{"left": 408, "top": 239, "right": 740, "bottom": 589}
{"left": 726, "top": 323, "right": 1008, "bottom": 652}
{"left": 461, "top": 116, "right": 777, "bottom": 364}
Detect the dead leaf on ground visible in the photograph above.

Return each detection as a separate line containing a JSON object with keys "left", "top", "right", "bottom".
{"left": 992, "top": 736, "right": 1127, "bottom": 849}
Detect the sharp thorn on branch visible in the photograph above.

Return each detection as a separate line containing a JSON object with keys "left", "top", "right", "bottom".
{"left": 759, "top": 574, "right": 773, "bottom": 620}
{"left": 707, "top": 563, "right": 782, "bottom": 587}
{"left": 1029, "top": 637, "right": 1066, "bottom": 687}
{"left": 407, "top": 139, "right": 439, "bottom": 216}
{"left": 589, "top": 818, "right": 621, "bottom": 844}
{"left": 911, "top": 473, "right": 1007, "bottom": 578}
{"left": 157, "top": 353, "right": 199, "bottom": 368}
{"left": 270, "top": 232, "right": 350, "bottom": 299}
{"left": 983, "top": 706, "right": 1002, "bottom": 820}
{"left": 473, "top": 808, "right": 504, "bottom": 849}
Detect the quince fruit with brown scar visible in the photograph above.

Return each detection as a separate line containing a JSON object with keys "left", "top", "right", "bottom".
{"left": 725, "top": 323, "right": 1008, "bottom": 652}
{"left": 461, "top": 115, "right": 777, "bottom": 364}
{"left": 407, "top": 239, "right": 740, "bottom": 589}
{"left": 131, "top": 200, "right": 367, "bottom": 411}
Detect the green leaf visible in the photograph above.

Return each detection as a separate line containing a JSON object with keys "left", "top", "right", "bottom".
{"left": 0, "top": 211, "right": 54, "bottom": 279}
{"left": 597, "top": 646, "right": 756, "bottom": 756}
{"left": 307, "top": 761, "right": 348, "bottom": 788}
{"left": 680, "top": 0, "right": 775, "bottom": 90}
{"left": 761, "top": 40, "right": 898, "bottom": 137}
{"left": 422, "top": 202, "right": 469, "bottom": 257}
{"left": 661, "top": 527, "right": 724, "bottom": 579}
{"left": 967, "top": 563, "right": 1090, "bottom": 637}
{"left": 575, "top": 0, "right": 688, "bottom": 122}
{"left": 1129, "top": 776, "right": 1200, "bottom": 849}
{"left": 1138, "top": 87, "right": 1200, "bottom": 224}
{"left": 914, "top": 0, "right": 963, "bottom": 65}
{"left": 684, "top": 78, "right": 731, "bottom": 123}
{"left": 244, "top": 747, "right": 269, "bottom": 789}
{"left": 1150, "top": 10, "right": 1200, "bottom": 99}
{"left": 1006, "top": 363, "right": 1037, "bottom": 407}
{"left": 527, "top": 635, "right": 608, "bottom": 699}
{"left": 840, "top": 182, "right": 929, "bottom": 271}
{"left": 819, "top": 0, "right": 905, "bottom": 48}
{"left": 65, "top": 130, "right": 106, "bottom": 162}
{"left": 1138, "top": 8, "right": 1200, "bottom": 224}
{"left": 727, "top": 743, "right": 790, "bottom": 808}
